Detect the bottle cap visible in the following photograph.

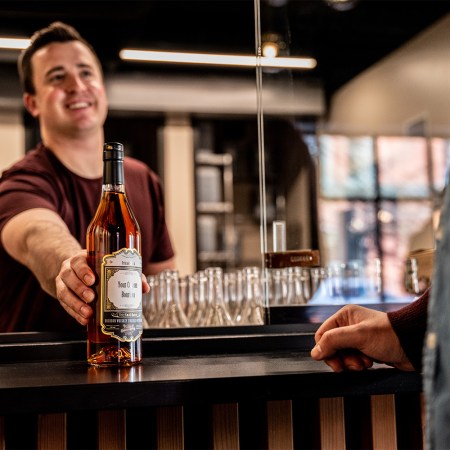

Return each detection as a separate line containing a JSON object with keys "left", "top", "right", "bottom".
{"left": 103, "top": 142, "right": 124, "bottom": 161}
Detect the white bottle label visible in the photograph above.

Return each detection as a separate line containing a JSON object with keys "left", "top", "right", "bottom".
{"left": 101, "top": 248, "right": 143, "bottom": 342}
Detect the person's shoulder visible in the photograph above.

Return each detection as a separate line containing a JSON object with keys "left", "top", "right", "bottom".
{"left": 1, "top": 144, "right": 54, "bottom": 178}
{"left": 124, "top": 156, "right": 160, "bottom": 180}
{"left": 124, "top": 156, "right": 149, "bottom": 171}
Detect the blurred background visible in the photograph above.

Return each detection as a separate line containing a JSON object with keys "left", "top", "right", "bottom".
{"left": 0, "top": 0, "right": 449, "bottom": 303}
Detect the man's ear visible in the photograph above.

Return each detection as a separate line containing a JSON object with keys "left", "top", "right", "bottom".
{"left": 23, "top": 93, "right": 39, "bottom": 118}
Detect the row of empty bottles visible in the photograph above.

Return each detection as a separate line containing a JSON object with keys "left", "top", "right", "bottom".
{"left": 270, "top": 261, "right": 373, "bottom": 305}
{"left": 143, "top": 266, "right": 265, "bottom": 328}
{"left": 142, "top": 262, "right": 371, "bottom": 328}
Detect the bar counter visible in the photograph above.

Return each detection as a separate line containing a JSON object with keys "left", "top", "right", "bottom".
{"left": 0, "top": 323, "right": 423, "bottom": 450}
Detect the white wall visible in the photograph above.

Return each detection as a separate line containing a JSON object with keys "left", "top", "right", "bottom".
{"left": 106, "top": 74, "right": 325, "bottom": 116}
{"left": 324, "top": 14, "right": 450, "bottom": 137}
{"left": 0, "top": 109, "right": 24, "bottom": 172}
{"left": 161, "top": 115, "right": 196, "bottom": 277}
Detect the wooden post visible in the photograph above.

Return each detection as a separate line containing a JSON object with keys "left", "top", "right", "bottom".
{"left": 156, "top": 405, "right": 184, "bottom": 450}
{"left": 319, "top": 397, "right": 346, "bottom": 450}
{"left": 98, "top": 410, "right": 126, "bottom": 450}
{"left": 371, "top": 394, "right": 397, "bottom": 450}
{"left": 267, "top": 400, "right": 294, "bottom": 450}
{"left": 212, "top": 403, "right": 239, "bottom": 450}
{"left": 37, "top": 413, "right": 67, "bottom": 450}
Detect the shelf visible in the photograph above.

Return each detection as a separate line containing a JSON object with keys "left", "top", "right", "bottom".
{"left": 198, "top": 250, "right": 235, "bottom": 263}
{"left": 195, "top": 145, "right": 235, "bottom": 270}
{"left": 196, "top": 152, "right": 233, "bottom": 166}
{"left": 197, "top": 201, "right": 234, "bottom": 213}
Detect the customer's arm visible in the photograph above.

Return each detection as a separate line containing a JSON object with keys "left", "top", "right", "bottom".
{"left": 386, "top": 288, "right": 430, "bottom": 372}
{"left": 311, "top": 303, "right": 417, "bottom": 373}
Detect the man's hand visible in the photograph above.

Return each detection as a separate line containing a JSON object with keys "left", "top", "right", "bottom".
{"left": 55, "top": 250, "right": 96, "bottom": 325}
{"left": 56, "top": 250, "right": 150, "bottom": 325}
{"left": 56, "top": 252, "right": 151, "bottom": 326}
{"left": 311, "top": 304, "right": 415, "bottom": 372}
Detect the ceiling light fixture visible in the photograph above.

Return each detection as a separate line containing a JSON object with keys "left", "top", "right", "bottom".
{"left": 325, "top": 0, "right": 359, "bottom": 11}
{"left": 0, "top": 37, "right": 30, "bottom": 50}
{"left": 262, "top": 41, "right": 279, "bottom": 58}
{"left": 261, "top": 32, "right": 286, "bottom": 59}
{"left": 119, "top": 49, "right": 316, "bottom": 70}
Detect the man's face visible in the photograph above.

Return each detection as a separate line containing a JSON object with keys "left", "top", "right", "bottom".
{"left": 25, "top": 40, "right": 108, "bottom": 138}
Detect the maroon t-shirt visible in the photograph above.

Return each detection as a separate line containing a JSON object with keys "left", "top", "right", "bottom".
{"left": 0, "top": 144, "right": 174, "bottom": 332}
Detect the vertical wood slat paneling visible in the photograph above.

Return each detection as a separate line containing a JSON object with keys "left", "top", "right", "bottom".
{"left": 0, "top": 416, "right": 4, "bottom": 450}
{"left": 212, "top": 403, "right": 240, "bottom": 450}
{"left": 371, "top": 394, "right": 397, "bottom": 450}
{"left": 156, "top": 406, "right": 184, "bottom": 450}
{"left": 319, "top": 397, "right": 346, "bottom": 450}
{"left": 267, "top": 400, "right": 294, "bottom": 450}
{"left": 37, "top": 413, "right": 66, "bottom": 450}
{"left": 98, "top": 410, "right": 126, "bottom": 450}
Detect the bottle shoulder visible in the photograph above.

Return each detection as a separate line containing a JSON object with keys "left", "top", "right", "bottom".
{"left": 88, "top": 191, "right": 140, "bottom": 232}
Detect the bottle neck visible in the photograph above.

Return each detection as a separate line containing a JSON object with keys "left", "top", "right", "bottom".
{"left": 103, "top": 158, "right": 125, "bottom": 193}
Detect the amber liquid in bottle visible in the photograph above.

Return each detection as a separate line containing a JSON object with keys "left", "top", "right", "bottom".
{"left": 86, "top": 142, "right": 143, "bottom": 367}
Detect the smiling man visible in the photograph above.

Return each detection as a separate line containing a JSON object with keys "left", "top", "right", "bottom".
{"left": 0, "top": 22, "right": 175, "bottom": 332}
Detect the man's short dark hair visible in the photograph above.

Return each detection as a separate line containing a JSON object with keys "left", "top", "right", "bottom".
{"left": 18, "top": 21, "right": 103, "bottom": 94}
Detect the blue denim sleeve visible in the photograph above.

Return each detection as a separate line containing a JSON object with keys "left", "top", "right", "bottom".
{"left": 423, "top": 186, "right": 450, "bottom": 449}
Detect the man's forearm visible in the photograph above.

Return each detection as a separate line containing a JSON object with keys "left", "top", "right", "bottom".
{"left": 1, "top": 209, "right": 82, "bottom": 298}
{"left": 22, "top": 221, "right": 82, "bottom": 297}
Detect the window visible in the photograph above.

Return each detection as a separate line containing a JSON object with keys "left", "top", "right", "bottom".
{"left": 317, "top": 135, "right": 449, "bottom": 302}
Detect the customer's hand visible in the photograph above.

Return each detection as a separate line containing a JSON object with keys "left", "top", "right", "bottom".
{"left": 311, "top": 304, "right": 414, "bottom": 372}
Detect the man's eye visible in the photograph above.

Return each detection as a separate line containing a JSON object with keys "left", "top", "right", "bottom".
{"left": 81, "top": 70, "right": 94, "bottom": 78}
{"left": 49, "top": 74, "right": 64, "bottom": 83}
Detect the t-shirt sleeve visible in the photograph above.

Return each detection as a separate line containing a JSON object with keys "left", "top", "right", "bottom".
{"left": 0, "top": 169, "right": 60, "bottom": 233}
{"left": 387, "top": 288, "right": 430, "bottom": 372}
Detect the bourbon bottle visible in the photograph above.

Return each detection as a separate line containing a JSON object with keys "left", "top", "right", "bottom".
{"left": 86, "top": 142, "right": 143, "bottom": 366}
